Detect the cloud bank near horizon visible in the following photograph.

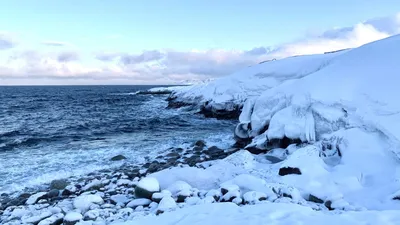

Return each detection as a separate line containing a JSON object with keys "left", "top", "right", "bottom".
{"left": 1, "top": 12, "right": 400, "bottom": 85}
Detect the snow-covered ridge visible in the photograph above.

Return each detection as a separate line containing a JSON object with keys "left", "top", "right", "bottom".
{"left": 167, "top": 49, "right": 348, "bottom": 118}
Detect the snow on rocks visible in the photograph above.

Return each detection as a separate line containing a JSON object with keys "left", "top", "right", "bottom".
{"left": 64, "top": 212, "right": 83, "bottom": 225}
{"left": 243, "top": 191, "right": 267, "bottom": 205}
{"left": 110, "top": 194, "right": 130, "bottom": 206}
{"left": 126, "top": 199, "right": 152, "bottom": 208}
{"left": 156, "top": 196, "right": 177, "bottom": 215}
{"left": 135, "top": 177, "right": 161, "bottom": 199}
{"left": 26, "top": 192, "right": 47, "bottom": 205}
{"left": 73, "top": 195, "right": 104, "bottom": 213}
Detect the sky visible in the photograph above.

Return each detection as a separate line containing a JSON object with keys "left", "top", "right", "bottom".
{"left": 0, "top": 0, "right": 400, "bottom": 85}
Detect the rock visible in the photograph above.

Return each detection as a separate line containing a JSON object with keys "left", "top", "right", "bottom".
{"left": 24, "top": 211, "right": 52, "bottom": 225}
{"left": 243, "top": 191, "right": 268, "bottom": 205}
{"left": 244, "top": 146, "right": 266, "bottom": 154}
{"left": 26, "top": 192, "right": 47, "bottom": 205}
{"left": 220, "top": 184, "right": 240, "bottom": 196}
{"left": 73, "top": 195, "right": 104, "bottom": 213}
{"left": 221, "top": 190, "right": 241, "bottom": 202}
{"left": 82, "top": 179, "right": 104, "bottom": 191}
{"left": 135, "top": 177, "right": 160, "bottom": 199}
{"left": 147, "top": 163, "right": 162, "bottom": 174}
{"left": 152, "top": 190, "right": 172, "bottom": 203}
{"left": 265, "top": 155, "right": 284, "bottom": 163}
{"left": 176, "top": 189, "right": 192, "bottom": 203}
{"left": 166, "top": 152, "right": 180, "bottom": 158}
{"left": 50, "top": 179, "right": 69, "bottom": 190}
{"left": 126, "top": 198, "right": 152, "bottom": 208}
{"left": 278, "top": 167, "right": 302, "bottom": 176}
{"left": 206, "top": 146, "right": 223, "bottom": 155}
{"left": 325, "top": 200, "right": 333, "bottom": 210}
{"left": 63, "top": 212, "right": 82, "bottom": 225}
{"left": 38, "top": 213, "right": 64, "bottom": 225}
{"left": 232, "top": 197, "right": 243, "bottom": 205}
{"left": 110, "top": 194, "right": 130, "bottom": 206}
{"left": 193, "top": 140, "right": 206, "bottom": 149}
{"left": 83, "top": 210, "right": 99, "bottom": 221}
{"left": 206, "top": 189, "right": 222, "bottom": 202}
{"left": 47, "top": 189, "right": 60, "bottom": 199}
{"left": 167, "top": 181, "right": 192, "bottom": 196}
{"left": 110, "top": 155, "right": 127, "bottom": 161}
{"left": 308, "top": 194, "right": 324, "bottom": 204}
{"left": 156, "top": 196, "right": 177, "bottom": 215}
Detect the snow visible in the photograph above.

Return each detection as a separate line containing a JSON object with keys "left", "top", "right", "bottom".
{"left": 64, "top": 212, "right": 83, "bottom": 222}
{"left": 126, "top": 199, "right": 152, "bottom": 208}
{"left": 26, "top": 192, "right": 47, "bottom": 205}
{"left": 73, "top": 195, "right": 104, "bottom": 213}
{"left": 157, "top": 196, "right": 177, "bottom": 213}
{"left": 113, "top": 202, "right": 400, "bottom": 225}
{"left": 137, "top": 177, "right": 160, "bottom": 192}
{"left": 166, "top": 181, "right": 192, "bottom": 196}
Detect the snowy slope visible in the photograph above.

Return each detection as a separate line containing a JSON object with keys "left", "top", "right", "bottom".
{"left": 112, "top": 36, "right": 400, "bottom": 224}
{"left": 170, "top": 50, "right": 347, "bottom": 107}
{"left": 244, "top": 34, "right": 400, "bottom": 153}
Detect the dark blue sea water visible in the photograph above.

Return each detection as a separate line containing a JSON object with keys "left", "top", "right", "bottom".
{"left": 0, "top": 86, "right": 235, "bottom": 193}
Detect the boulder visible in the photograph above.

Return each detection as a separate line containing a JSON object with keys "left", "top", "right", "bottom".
{"left": 63, "top": 212, "right": 82, "bottom": 225}
{"left": 156, "top": 196, "right": 177, "bottom": 215}
{"left": 135, "top": 177, "right": 161, "bottom": 199}
{"left": 50, "top": 179, "right": 69, "bottom": 190}
{"left": 46, "top": 190, "right": 59, "bottom": 199}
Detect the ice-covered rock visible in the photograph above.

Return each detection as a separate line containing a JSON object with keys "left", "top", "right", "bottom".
{"left": 135, "top": 177, "right": 160, "bottom": 199}
{"left": 83, "top": 210, "right": 100, "bottom": 221}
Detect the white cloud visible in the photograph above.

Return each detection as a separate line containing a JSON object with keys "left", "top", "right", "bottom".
{"left": 0, "top": 32, "right": 17, "bottom": 50}
{"left": 1, "top": 12, "right": 400, "bottom": 85}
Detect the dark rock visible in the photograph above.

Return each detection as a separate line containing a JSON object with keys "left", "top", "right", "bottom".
{"left": 135, "top": 186, "right": 159, "bottom": 200}
{"left": 61, "top": 189, "right": 73, "bottom": 196}
{"left": 309, "top": 194, "right": 324, "bottom": 204}
{"left": 265, "top": 155, "right": 284, "bottom": 163}
{"left": 47, "top": 189, "right": 60, "bottom": 198}
{"left": 50, "top": 179, "right": 69, "bottom": 190}
{"left": 177, "top": 194, "right": 189, "bottom": 203}
{"left": 245, "top": 146, "right": 267, "bottom": 154}
{"left": 193, "top": 140, "right": 206, "bottom": 149}
{"left": 143, "top": 162, "right": 151, "bottom": 169}
{"left": 206, "top": 146, "right": 223, "bottom": 155}
{"left": 147, "top": 163, "right": 162, "bottom": 174}
{"left": 278, "top": 167, "right": 302, "bottom": 176}
{"left": 185, "top": 155, "right": 200, "bottom": 167}
{"left": 282, "top": 193, "right": 292, "bottom": 198}
{"left": 173, "top": 148, "right": 184, "bottom": 153}
{"left": 221, "top": 188, "right": 229, "bottom": 196}
{"left": 268, "top": 137, "right": 302, "bottom": 150}
{"left": 110, "top": 155, "right": 127, "bottom": 161}
{"left": 166, "top": 152, "right": 180, "bottom": 158}
{"left": 193, "top": 146, "right": 203, "bottom": 153}
{"left": 325, "top": 200, "right": 333, "bottom": 210}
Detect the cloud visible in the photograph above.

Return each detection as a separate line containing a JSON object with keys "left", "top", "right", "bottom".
{"left": 95, "top": 52, "right": 121, "bottom": 62}
{"left": 1, "top": 12, "right": 400, "bottom": 85}
{"left": 57, "top": 51, "right": 79, "bottom": 62}
{"left": 0, "top": 33, "right": 17, "bottom": 50}
{"left": 120, "top": 50, "right": 164, "bottom": 65}
{"left": 42, "top": 41, "right": 71, "bottom": 47}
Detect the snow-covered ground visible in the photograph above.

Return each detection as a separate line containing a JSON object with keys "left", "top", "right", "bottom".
{"left": 129, "top": 35, "right": 400, "bottom": 224}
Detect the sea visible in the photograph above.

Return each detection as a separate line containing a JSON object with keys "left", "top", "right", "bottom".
{"left": 0, "top": 85, "right": 236, "bottom": 194}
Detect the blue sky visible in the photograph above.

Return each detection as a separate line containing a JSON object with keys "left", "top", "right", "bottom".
{"left": 0, "top": 0, "right": 399, "bottom": 84}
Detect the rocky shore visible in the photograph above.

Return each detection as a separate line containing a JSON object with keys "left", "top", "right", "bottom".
{"left": 0, "top": 140, "right": 242, "bottom": 225}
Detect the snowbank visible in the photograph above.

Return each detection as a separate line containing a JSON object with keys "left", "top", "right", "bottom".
{"left": 113, "top": 202, "right": 400, "bottom": 225}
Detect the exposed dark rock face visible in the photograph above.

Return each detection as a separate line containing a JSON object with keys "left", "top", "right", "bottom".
{"left": 278, "top": 167, "right": 302, "bottom": 176}
{"left": 199, "top": 102, "right": 242, "bottom": 120}
{"left": 110, "top": 155, "right": 127, "bottom": 161}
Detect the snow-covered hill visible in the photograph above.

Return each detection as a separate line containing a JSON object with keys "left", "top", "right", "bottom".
{"left": 137, "top": 35, "right": 400, "bottom": 224}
